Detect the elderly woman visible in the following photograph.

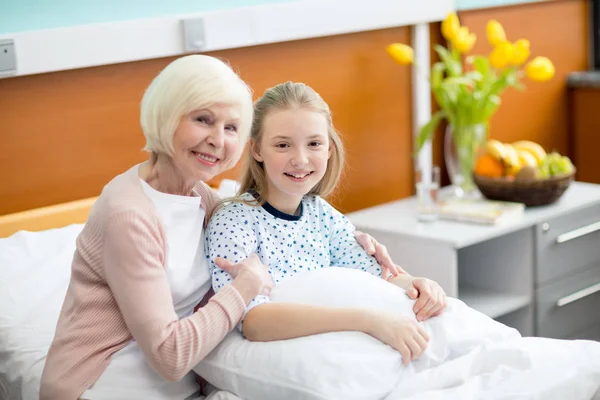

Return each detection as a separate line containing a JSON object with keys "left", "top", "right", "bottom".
{"left": 39, "top": 55, "right": 403, "bottom": 400}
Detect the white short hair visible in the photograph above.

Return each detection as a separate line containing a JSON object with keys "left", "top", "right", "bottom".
{"left": 140, "top": 55, "right": 253, "bottom": 161}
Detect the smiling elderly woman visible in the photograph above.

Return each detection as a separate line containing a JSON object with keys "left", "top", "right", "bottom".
{"left": 39, "top": 55, "right": 396, "bottom": 400}
{"left": 39, "top": 55, "right": 272, "bottom": 400}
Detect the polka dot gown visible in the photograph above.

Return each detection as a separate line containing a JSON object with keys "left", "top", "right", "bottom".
{"left": 205, "top": 193, "right": 382, "bottom": 330}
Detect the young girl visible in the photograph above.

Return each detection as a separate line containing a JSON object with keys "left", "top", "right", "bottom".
{"left": 206, "top": 81, "right": 447, "bottom": 364}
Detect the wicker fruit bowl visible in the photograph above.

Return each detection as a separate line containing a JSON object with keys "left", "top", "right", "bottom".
{"left": 473, "top": 169, "right": 576, "bottom": 206}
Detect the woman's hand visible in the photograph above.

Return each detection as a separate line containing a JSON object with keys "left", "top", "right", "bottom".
{"left": 390, "top": 275, "right": 448, "bottom": 321}
{"left": 365, "top": 310, "right": 430, "bottom": 364}
{"left": 354, "top": 231, "right": 407, "bottom": 279}
{"left": 215, "top": 254, "right": 274, "bottom": 302}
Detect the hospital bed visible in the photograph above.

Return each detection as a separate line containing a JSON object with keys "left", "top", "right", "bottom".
{"left": 2, "top": 195, "right": 600, "bottom": 400}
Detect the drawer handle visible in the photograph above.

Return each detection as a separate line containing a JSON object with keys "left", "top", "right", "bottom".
{"left": 556, "top": 221, "right": 600, "bottom": 244}
{"left": 556, "top": 282, "right": 600, "bottom": 307}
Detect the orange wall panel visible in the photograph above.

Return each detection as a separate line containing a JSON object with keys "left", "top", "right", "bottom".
{"left": 0, "top": 27, "right": 413, "bottom": 215}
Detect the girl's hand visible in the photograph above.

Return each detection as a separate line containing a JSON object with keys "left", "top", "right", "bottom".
{"left": 390, "top": 275, "right": 448, "bottom": 321}
{"left": 354, "top": 231, "right": 407, "bottom": 279}
{"left": 365, "top": 310, "right": 430, "bottom": 364}
{"left": 215, "top": 254, "right": 274, "bottom": 297}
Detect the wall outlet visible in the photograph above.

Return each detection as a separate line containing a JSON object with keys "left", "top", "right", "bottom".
{"left": 182, "top": 17, "right": 206, "bottom": 52}
{"left": 0, "top": 39, "right": 17, "bottom": 77}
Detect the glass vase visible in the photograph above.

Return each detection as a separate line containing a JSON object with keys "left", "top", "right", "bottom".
{"left": 444, "top": 123, "right": 487, "bottom": 197}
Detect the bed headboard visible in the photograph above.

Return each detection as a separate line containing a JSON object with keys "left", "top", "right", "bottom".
{"left": 0, "top": 178, "right": 234, "bottom": 238}
{"left": 0, "top": 197, "right": 97, "bottom": 238}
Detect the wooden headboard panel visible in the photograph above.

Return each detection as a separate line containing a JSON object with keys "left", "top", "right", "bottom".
{"left": 0, "top": 196, "right": 97, "bottom": 238}
{"left": 0, "top": 27, "right": 414, "bottom": 216}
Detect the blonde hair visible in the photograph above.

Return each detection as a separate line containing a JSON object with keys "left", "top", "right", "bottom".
{"left": 140, "top": 55, "right": 253, "bottom": 166}
{"left": 238, "top": 81, "right": 345, "bottom": 204}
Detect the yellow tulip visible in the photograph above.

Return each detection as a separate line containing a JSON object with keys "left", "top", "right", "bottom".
{"left": 386, "top": 43, "right": 414, "bottom": 65}
{"left": 486, "top": 19, "right": 507, "bottom": 46}
{"left": 525, "top": 56, "right": 555, "bottom": 81}
{"left": 489, "top": 41, "right": 514, "bottom": 69}
{"left": 452, "top": 26, "right": 477, "bottom": 54}
{"left": 511, "top": 39, "right": 530, "bottom": 65}
{"left": 441, "top": 12, "right": 461, "bottom": 41}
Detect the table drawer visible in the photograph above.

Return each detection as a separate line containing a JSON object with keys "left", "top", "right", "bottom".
{"left": 567, "top": 323, "right": 600, "bottom": 342}
{"left": 536, "top": 262, "right": 600, "bottom": 339}
{"left": 536, "top": 204, "right": 600, "bottom": 285}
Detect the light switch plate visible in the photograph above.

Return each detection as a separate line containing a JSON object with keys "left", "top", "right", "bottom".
{"left": 182, "top": 17, "right": 206, "bottom": 52}
{"left": 0, "top": 39, "right": 17, "bottom": 76}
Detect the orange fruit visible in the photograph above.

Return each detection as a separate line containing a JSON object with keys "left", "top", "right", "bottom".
{"left": 474, "top": 154, "right": 504, "bottom": 178}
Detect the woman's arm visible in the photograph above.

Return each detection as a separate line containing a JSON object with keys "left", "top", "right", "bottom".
{"left": 103, "top": 211, "right": 264, "bottom": 381}
{"left": 354, "top": 230, "right": 406, "bottom": 278}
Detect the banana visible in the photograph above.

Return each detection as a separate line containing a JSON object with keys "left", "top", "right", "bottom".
{"left": 486, "top": 139, "right": 507, "bottom": 161}
{"left": 503, "top": 144, "right": 522, "bottom": 175}
{"left": 516, "top": 148, "right": 538, "bottom": 168}
{"left": 512, "top": 140, "right": 547, "bottom": 164}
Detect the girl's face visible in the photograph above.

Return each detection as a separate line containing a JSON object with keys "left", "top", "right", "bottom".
{"left": 252, "top": 108, "right": 332, "bottom": 213}
{"left": 171, "top": 102, "right": 242, "bottom": 184}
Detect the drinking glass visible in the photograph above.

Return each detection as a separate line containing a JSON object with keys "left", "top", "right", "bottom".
{"left": 415, "top": 166, "right": 440, "bottom": 222}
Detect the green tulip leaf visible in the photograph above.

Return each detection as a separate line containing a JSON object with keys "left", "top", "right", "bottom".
{"left": 416, "top": 110, "right": 446, "bottom": 154}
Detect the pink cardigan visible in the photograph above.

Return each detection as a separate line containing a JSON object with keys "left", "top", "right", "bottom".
{"left": 40, "top": 165, "right": 246, "bottom": 400}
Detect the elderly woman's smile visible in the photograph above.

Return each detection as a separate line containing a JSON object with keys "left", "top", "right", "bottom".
{"left": 193, "top": 151, "right": 219, "bottom": 165}
{"left": 169, "top": 102, "right": 243, "bottom": 186}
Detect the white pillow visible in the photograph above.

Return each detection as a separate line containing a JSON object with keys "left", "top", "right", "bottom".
{"left": 194, "top": 267, "right": 520, "bottom": 400}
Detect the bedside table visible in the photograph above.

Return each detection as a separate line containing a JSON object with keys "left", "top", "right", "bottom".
{"left": 346, "top": 181, "right": 600, "bottom": 339}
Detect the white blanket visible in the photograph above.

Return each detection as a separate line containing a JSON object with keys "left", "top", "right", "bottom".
{"left": 383, "top": 299, "right": 600, "bottom": 400}
{"left": 386, "top": 336, "right": 600, "bottom": 400}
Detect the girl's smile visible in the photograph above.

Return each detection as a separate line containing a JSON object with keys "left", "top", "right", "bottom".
{"left": 284, "top": 171, "right": 314, "bottom": 182}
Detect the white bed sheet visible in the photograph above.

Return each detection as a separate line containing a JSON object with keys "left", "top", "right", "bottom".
{"left": 1, "top": 223, "right": 600, "bottom": 400}
{"left": 0, "top": 224, "right": 83, "bottom": 400}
